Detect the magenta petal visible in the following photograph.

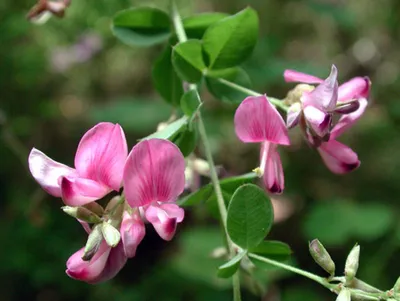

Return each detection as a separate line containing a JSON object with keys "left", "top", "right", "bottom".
{"left": 61, "top": 176, "right": 110, "bottom": 206}
{"left": 75, "top": 122, "right": 128, "bottom": 191}
{"left": 283, "top": 70, "right": 324, "bottom": 84}
{"left": 145, "top": 204, "right": 184, "bottom": 241}
{"left": 338, "top": 77, "right": 370, "bottom": 101}
{"left": 261, "top": 143, "right": 284, "bottom": 194}
{"left": 234, "top": 95, "right": 290, "bottom": 145}
{"left": 120, "top": 211, "right": 146, "bottom": 258}
{"left": 331, "top": 98, "right": 368, "bottom": 140}
{"left": 123, "top": 139, "right": 186, "bottom": 208}
{"left": 28, "top": 148, "right": 77, "bottom": 197}
{"left": 302, "top": 65, "right": 338, "bottom": 111}
{"left": 318, "top": 140, "right": 360, "bottom": 174}
{"left": 303, "top": 106, "right": 331, "bottom": 138}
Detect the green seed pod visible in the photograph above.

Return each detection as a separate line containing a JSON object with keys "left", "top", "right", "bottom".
{"left": 345, "top": 244, "right": 360, "bottom": 282}
{"left": 309, "top": 239, "right": 335, "bottom": 276}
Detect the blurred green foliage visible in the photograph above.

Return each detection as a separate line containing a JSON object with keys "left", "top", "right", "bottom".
{"left": 1, "top": 0, "right": 400, "bottom": 300}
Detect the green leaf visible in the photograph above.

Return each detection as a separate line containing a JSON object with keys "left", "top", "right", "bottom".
{"left": 152, "top": 47, "right": 184, "bottom": 106}
{"left": 178, "top": 173, "right": 257, "bottom": 207}
{"left": 183, "top": 13, "right": 229, "bottom": 39}
{"left": 206, "top": 67, "right": 252, "bottom": 103}
{"left": 89, "top": 98, "right": 171, "bottom": 133}
{"left": 202, "top": 7, "right": 258, "bottom": 69}
{"left": 249, "top": 241, "right": 292, "bottom": 262}
{"left": 112, "top": 7, "right": 171, "bottom": 47}
{"left": 180, "top": 89, "right": 201, "bottom": 116}
{"left": 172, "top": 39, "right": 206, "bottom": 83}
{"left": 173, "top": 127, "right": 198, "bottom": 157}
{"left": 143, "top": 116, "right": 188, "bottom": 141}
{"left": 227, "top": 184, "right": 273, "bottom": 250}
{"left": 217, "top": 250, "right": 247, "bottom": 278}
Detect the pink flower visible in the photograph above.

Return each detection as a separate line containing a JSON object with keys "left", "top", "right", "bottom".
{"left": 123, "top": 139, "right": 186, "bottom": 240}
{"left": 234, "top": 95, "right": 290, "bottom": 193}
{"left": 28, "top": 122, "right": 128, "bottom": 206}
{"left": 120, "top": 211, "right": 146, "bottom": 258}
{"left": 66, "top": 240, "right": 127, "bottom": 284}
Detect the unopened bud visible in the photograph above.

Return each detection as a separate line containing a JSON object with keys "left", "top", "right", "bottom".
{"left": 393, "top": 276, "right": 400, "bottom": 293}
{"left": 309, "top": 239, "right": 335, "bottom": 276}
{"left": 284, "top": 84, "right": 314, "bottom": 105}
{"left": 345, "top": 244, "right": 360, "bottom": 282}
{"left": 192, "top": 158, "right": 211, "bottom": 176}
{"left": 210, "top": 247, "right": 228, "bottom": 259}
{"left": 101, "top": 222, "right": 121, "bottom": 247}
{"left": 62, "top": 206, "right": 102, "bottom": 224}
{"left": 83, "top": 202, "right": 104, "bottom": 217}
{"left": 334, "top": 100, "right": 360, "bottom": 114}
{"left": 105, "top": 196, "right": 124, "bottom": 226}
{"left": 336, "top": 289, "right": 351, "bottom": 301}
{"left": 287, "top": 103, "right": 302, "bottom": 129}
{"left": 82, "top": 224, "right": 103, "bottom": 261}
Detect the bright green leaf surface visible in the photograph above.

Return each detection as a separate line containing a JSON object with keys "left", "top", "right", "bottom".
{"left": 227, "top": 184, "right": 273, "bottom": 250}
{"left": 112, "top": 7, "right": 171, "bottom": 47}
{"left": 143, "top": 116, "right": 188, "bottom": 141}
{"left": 180, "top": 89, "right": 201, "bottom": 117}
{"left": 173, "top": 127, "right": 198, "bottom": 157}
{"left": 217, "top": 250, "right": 246, "bottom": 278}
{"left": 202, "top": 7, "right": 258, "bottom": 69}
{"left": 249, "top": 240, "right": 292, "bottom": 262}
{"left": 183, "top": 13, "right": 229, "bottom": 39}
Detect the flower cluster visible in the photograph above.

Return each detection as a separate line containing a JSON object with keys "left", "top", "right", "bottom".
{"left": 234, "top": 65, "right": 370, "bottom": 194}
{"left": 28, "top": 122, "right": 186, "bottom": 283}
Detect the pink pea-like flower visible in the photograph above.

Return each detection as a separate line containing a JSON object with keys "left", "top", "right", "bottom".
{"left": 234, "top": 95, "right": 290, "bottom": 194}
{"left": 28, "top": 122, "right": 128, "bottom": 206}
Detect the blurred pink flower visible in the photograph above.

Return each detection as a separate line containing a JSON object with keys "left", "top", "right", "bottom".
{"left": 234, "top": 95, "right": 290, "bottom": 193}
{"left": 28, "top": 122, "right": 128, "bottom": 206}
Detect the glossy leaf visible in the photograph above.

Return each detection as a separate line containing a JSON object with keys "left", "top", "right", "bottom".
{"left": 180, "top": 89, "right": 201, "bottom": 116}
{"left": 249, "top": 240, "right": 292, "bottom": 262}
{"left": 143, "top": 116, "right": 188, "bottom": 141}
{"left": 152, "top": 47, "right": 184, "bottom": 106}
{"left": 173, "top": 127, "right": 198, "bottom": 157}
{"left": 202, "top": 7, "right": 258, "bottom": 69}
{"left": 227, "top": 184, "right": 273, "bottom": 250}
{"left": 112, "top": 7, "right": 172, "bottom": 47}
{"left": 172, "top": 39, "right": 206, "bottom": 83}
{"left": 217, "top": 250, "right": 246, "bottom": 278}
{"left": 206, "top": 67, "right": 252, "bottom": 103}
{"left": 178, "top": 173, "right": 258, "bottom": 207}
{"left": 183, "top": 13, "right": 229, "bottom": 39}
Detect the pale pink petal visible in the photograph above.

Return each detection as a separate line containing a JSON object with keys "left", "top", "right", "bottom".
{"left": 123, "top": 139, "right": 186, "bottom": 208}
{"left": 234, "top": 95, "right": 290, "bottom": 145}
{"left": 283, "top": 69, "right": 324, "bottom": 84}
{"left": 302, "top": 65, "right": 338, "bottom": 111}
{"left": 75, "top": 122, "right": 128, "bottom": 191}
{"left": 120, "top": 211, "right": 145, "bottom": 258}
{"left": 78, "top": 220, "right": 91, "bottom": 234}
{"left": 331, "top": 98, "right": 368, "bottom": 140}
{"left": 338, "top": 77, "right": 370, "bottom": 102}
{"left": 261, "top": 143, "right": 284, "bottom": 194}
{"left": 61, "top": 176, "right": 110, "bottom": 206}
{"left": 145, "top": 203, "right": 185, "bottom": 241}
{"left": 303, "top": 106, "right": 332, "bottom": 138}
{"left": 318, "top": 140, "right": 360, "bottom": 174}
{"left": 286, "top": 104, "right": 302, "bottom": 129}
{"left": 28, "top": 148, "right": 77, "bottom": 197}
{"left": 66, "top": 241, "right": 110, "bottom": 282}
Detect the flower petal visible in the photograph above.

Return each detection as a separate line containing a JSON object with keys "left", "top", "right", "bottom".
{"left": 286, "top": 103, "right": 302, "bottom": 129}
{"left": 261, "top": 143, "right": 284, "bottom": 194}
{"left": 234, "top": 95, "right": 290, "bottom": 145}
{"left": 28, "top": 148, "right": 77, "bottom": 197}
{"left": 338, "top": 77, "right": 370, "bottom": 102}
{"left": 74, "top": 122, "right": 128, "bottom": 191}
{"left": 303, "top": 106, "right": 332, "bottom": 138}
{"left": 120, "top": 211, "right": 146, "bottom": 258}
{"left": 283, "top": 69, "right": 324, "bottom": 84}
{"left": 61, "top": 176, "right": 110, "bottom": 206}
{"left": 302, "top": 65, "right": 338, "bottom": 111}
{"left": 331, "top": 98, "right": 368, "bottom": 140}
{"left": 123, "top": 139, "right": 186, "bottom": 208}
{"left": 145, "top": 203, "right": 184, "bottom": 241}
{"left": 318, "top": 140, "right": 360, "bottom": 174}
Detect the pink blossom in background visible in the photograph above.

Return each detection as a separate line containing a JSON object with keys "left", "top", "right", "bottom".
{"left": 28, "top": 122, "right": 128, "bottom": 206}
{"left": 234, "top": 95, "right": 290, "bottom": 194}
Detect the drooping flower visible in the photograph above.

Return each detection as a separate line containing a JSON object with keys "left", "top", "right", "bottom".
{"left": 123, "top": 138, "right": 186, "bottom": 240}
{"left": 28, "top": 122, "right": 128, "bottom": 206}
{"left": 234, "top": 95, "right": 290, "bottom": 193}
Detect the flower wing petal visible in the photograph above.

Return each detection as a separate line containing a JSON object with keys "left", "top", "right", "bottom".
{"left": 61, "top": 177, "right": 110, "bottom": 206}
{"left": 338, "top": 77, "right": 370, "bottom": 102}
{"left": 318, "top": 140, "right": 360, "bottom": 174}
{"left": 283, "top": 70, "right": 324, "bottom": 84}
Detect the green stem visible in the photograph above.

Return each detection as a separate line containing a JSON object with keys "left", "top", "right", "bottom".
{"left": 215, "top": 78, "right": 289, "bottom": 112}
{"left": 171, "top": 2, "right": 241, "bottom": 300}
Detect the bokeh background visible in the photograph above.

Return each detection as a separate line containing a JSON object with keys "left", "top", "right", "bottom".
{"left": 1, "top": 0, "right": 400, "bottom": 300}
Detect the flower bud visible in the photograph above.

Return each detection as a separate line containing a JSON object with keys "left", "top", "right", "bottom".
{"left": 101, "top": 222, "right": 121, "bottom": 248}
{"left": 309, "top": 239, "right": 335, "bottom": 276}
{"left": 82, "top": 224, "right": 103, "bottom": 261}
{"left": 286, "top": 103, "right": 302, "bottom": 129}
{"left": 83, "top": 202, "right": 104, "bottom": 217}
{"left": 62, "top": 206, "right": 102, "bottom": 224}
{"left": 393, "top": 276, "right": 400, "bottom": 293}
{"left": 345, "top": 244, "right": 360, "bottom": 282}
{"left": 120, "top": 211, "right": 145, "bottom": 258}
{"left": 336, "top": 289, "right": 351, "bottom": 301}
{"left": 284, "top": 84, "right": 315, "bottom": 105}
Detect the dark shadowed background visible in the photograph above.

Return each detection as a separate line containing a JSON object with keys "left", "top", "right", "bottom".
{"left": 1, "top": 0, "right": 400, "bottom": 300}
